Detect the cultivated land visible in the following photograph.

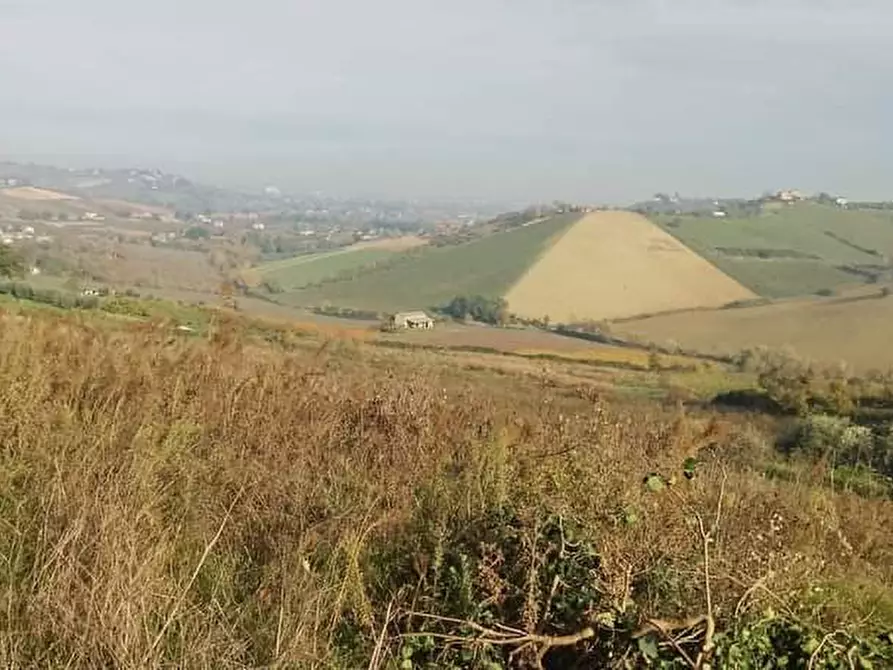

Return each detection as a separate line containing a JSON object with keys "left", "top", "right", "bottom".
{"left": 616, "top": 286, "right": 893, "bottom": 371}
{"left": 654, "top": 203, "right": 893, "bottom": 297}
{"left": 259, "top": 247, "right": 398, "bottom": 290}
{"left": 506, "top": 211, "right": 755, "bottom": 322}
{"left": 279, "top": 212, "right": 581, "bottom": 312}
{"left": 0, "top": 185, "right": 79, "bottom": 201}
{"left": 1, "top": 295, "right": 892, "bottom": 667}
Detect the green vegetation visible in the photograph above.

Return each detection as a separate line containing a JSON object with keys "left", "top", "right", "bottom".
{"left": 0, "top": 245, "right": 25, "bottom": 278}
{"left": 710, "top": 259, "right": 859, "bottom": 298}
{"left": 654, "top": 203, "right": 893, "bottom": 297}
{"left": 258, "top": 247, "right": 397, "bottom": 290}
{"left": 279, "top": 213, "right": 581, "bottom": 312}
{"left": 440, "top": 294, "right": 509, "bottom": 325}
{"left": 183, "top": 225, "right": 211, "bottom": 240}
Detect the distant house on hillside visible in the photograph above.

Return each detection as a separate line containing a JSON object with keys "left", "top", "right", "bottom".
{"left": 775, "top": 189, "right": 805, "bottom": 203}
{"left": 388, "top": 311, "right": 434, "bottom": 330}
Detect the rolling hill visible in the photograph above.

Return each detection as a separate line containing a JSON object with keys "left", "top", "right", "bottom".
{"left": 504, "top": 211, "right": 755, "bottom": 322}
{"left": 258, "top": 247, "right": 399, "bottom": 290}
{"left": 270, "top": 211, "right": 756, "bottom": 322}
{"left": 654, "top": 203, "right": 893, "bottom": 297}
{"left": 276, "top": 212, "right": 582, "bottom": 312}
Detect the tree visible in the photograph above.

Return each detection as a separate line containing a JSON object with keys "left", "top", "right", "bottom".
{"left": 183, "top": 225, "right": 211, "bottom": 240}
{"left": 0, "top": 246, "right": 25, "bottom": 279}
{"left": 441, "top": 295, "right": 509, "bottom": 326}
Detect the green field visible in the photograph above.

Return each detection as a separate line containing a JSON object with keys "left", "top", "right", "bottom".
{"left": 277, "top": 213, "right": 581, "bottom": 312}
{"left": 708, "top": 259, "right": 861, "bottom": 297}
{"left": 258, "top": 247, "right": 396, "bottom": 289}
{"left": 655, "top": 204, "right": 893, "bottom": 297}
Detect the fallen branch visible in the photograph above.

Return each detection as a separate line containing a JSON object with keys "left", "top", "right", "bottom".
{"left": 807, "top": 630, "right": 847, "bottom": 670}
{"left": 401, "top": 611, "right": 594, "bottom": 669}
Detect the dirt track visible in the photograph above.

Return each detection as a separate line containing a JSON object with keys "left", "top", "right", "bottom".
{"left": 505, "top": 211, "right": 755, "bottom": 322}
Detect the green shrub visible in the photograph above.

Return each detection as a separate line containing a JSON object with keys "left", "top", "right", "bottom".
{"left": 783, "top": 414, "right": 874, "bottom": 462}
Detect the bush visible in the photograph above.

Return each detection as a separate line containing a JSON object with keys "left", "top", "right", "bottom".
{"left": 783, "top": 414, "right": 874, "bottom": 463}
{"left": 756, "top": 352, "right": 815, "bottom": 415}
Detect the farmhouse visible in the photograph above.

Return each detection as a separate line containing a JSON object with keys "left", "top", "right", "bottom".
{"left": 389, "top": 311, "right": 434, "bottom": 330}
{"left": 775, "top": 189, "right": 805, "bottom": 203}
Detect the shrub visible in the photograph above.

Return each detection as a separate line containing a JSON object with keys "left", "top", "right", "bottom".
{"left": 782, "top": 414, "right": 874, "bottom": 464}
{"left": 757, "top": 353, "right": 815, "bottom": 415}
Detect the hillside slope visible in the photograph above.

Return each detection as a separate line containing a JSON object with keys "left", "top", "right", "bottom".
{"left": 1, "top": 304, "right": 891, "bottom": 666}
{"left": 615, "top": 287, "right": 893, "bottom": 371}
{"left": 505, "top": 211, "right": 756, "bottom": 322}
{"left": 259, "top": 247, "right": 398, "bottom": 290}
{"left": 279, "top": 212, "right": 581, "bottom": 312}
{"left": 654, "top": 204, "right": 893, "bottom": 297}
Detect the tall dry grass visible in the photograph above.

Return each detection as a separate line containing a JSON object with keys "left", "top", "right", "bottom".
{"left": 0, "top": 309, "right": 890, "bottom": 667}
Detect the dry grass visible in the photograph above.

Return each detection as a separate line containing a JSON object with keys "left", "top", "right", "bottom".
{"left": 1, "top": 186, "right": 79, "bottom": 201}
{"left": 0, "top": 308, "right": 890, "bottom": 667}
{"left": 505, "top": 211, "right": 756, "bottom": 322}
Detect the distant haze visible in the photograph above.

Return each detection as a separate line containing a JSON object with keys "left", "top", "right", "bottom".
{"left": 1, "top": 0, "right": 892, "bottom": 203}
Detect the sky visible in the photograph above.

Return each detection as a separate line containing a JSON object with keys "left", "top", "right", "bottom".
{"left": 1, "top": 0, "right": 891, "bottom": 204}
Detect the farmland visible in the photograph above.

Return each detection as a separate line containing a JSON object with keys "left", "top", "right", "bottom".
{"left": 277, "top": 212, "right": 581, "bottom": 312}
{"left": 654, "top": 203, "right": 893, "bottom": 297}
{"left": 258, "top": 247, "right": 398, "bottom": 290}
{"left": 505, "top": 211, "right": 755, "bottom": 322}
{"left": 615, "top": 286, "right": 893, "bottom": 371}
{"left": 0, "top": 186, "right": 79, "bottom": 201}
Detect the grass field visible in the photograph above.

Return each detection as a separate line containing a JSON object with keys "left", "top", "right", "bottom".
{"left": 278, "top": 212, "right": 581, "bottom": 312}
{"left": 655, "top": 204, "right": 893, "bottom": 297}
{"left": 505, "top": 211, "right": 755, "bottom": 322}
{"left": 258, "top": 247, "right": 398, "bottom": 289}
{"left": 707, "top": 258, "right": 861, "bottom": 297}
{"left": 1, "top": 299, "right": 892, "bottom": 667}
{"left": 615, "top": 287, "right": 893, "bottom": 371}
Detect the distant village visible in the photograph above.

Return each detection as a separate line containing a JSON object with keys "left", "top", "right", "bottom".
{"left": 635, "top": 189, "right": 855, "bottom": 219}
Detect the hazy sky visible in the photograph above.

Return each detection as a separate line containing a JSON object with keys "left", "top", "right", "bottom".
{"left": 1, "top": 0, "right": 891, "bottom": 203}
